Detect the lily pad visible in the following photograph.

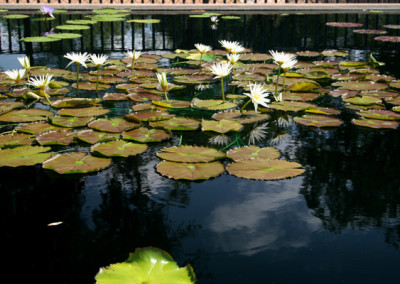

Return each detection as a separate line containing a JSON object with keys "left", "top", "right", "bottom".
{"left": 326, "top": 22, "right": 363, "bottom": 28}
{"left": 191, "top": 98, "right": 237, "bottom": 111}
{"left": 58, "top": 107, "right": 110, "bottom": 117}
{"left": 226, "top": 146, "right": 281, "bottom": 162}
{"left": 42, "top": 152, "right": 111, "bottom": 174}
{"left": 343, "top": 95, "right": 382, "bottom": 106}
{"left": 353, "top": 29, "right": 387, "bottom": 35}
{"left": 157, "top": 161, "right": 225, "bottom": 180}
{"left": 127, "top": 92, "right": 163, "bottom": 102}
{"left": 50, "top": 116, "right": 94, "bottom": 128}
{"left": 0, "top": 133, "right": 35, "bottom": 148}
{"left": 4, "top": 14, "right": 29, "bottom": 19}
{"left": 212, "top": 110, "right": 270, "bottom": 124}
{"left": 269, "top": 101, "right": 316, "bottom": 112}
{"left": 149, "top": 117, "right": 200, "bottom": 131}
{"left": 36, "top": 130, "right": 76, "bottom": 146}
{"left": 17, "top": 121, "right": 63, "bottom": 135}
{"left": 201, "top": 119, "right": 243, "bottom": 134}
{"left": 305, "top": 107, "right": 341, "bottom": 116}
{"left": 122, "top": 127, "right": 171, "bottom": 143}
{"left": 127, "top": 19, "right": 161, "bottom": 24}
{"left": 102, "top": 93, "right": 128, "bottom": 101}
{"left": 125, "top": 111, "right": 174, "bottom": 122}
{"left": 71, "top": 82, "right": 111, "bottom": 91}
{"left": 0, "top": 146, "right": 52, "bottom": 167}
{"left": 293, "top": 115, "right": 343, "bottom": 128}
{"left": 91, "top": 140, "right": 148, "bottom": 158}
{"left": 76, "top": 129, "right": 120, "bottom": 144}
{"left": 152, "top": 100, "right": 192, "bottom": 109}
{"left": 289, "top": 81, "right": 320, "bottom": 92}
{"left": 226, "top": 159, "right": 305, "bottom": 180}
{"left": 88, "top": 117, "right": 140, "bottom": 133}
{"left": 95, "top": 247, "right": 195, "bottom": 284}
{"left": 55, "top": 25, "right": 91, "bottom": 30}
{"left": 47, "top": 33, "right": 82, "bottom": 40}
{"left": 374, "top": 36, "right": 400, "bottom": 43}
{"left": 0, "top": 109, "right": 54, "bottom": 122}
{"left": 0, "top": 101, "right": 24, "bottom": 115}
{"left": 351, "top": 118, "right": 399, "bottom": 129}
{"left": 157, "top": 146, "right": 225, "bottom": 163}
{"left": 356, "top": 109, "right": 400, "bottom": 120}
{"left": 52, "top": 98, "right": 99, "bottom": 108}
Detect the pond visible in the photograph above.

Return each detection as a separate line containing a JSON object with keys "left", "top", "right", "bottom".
{"left": 1, "top": 9, "right": 400, "bottom": 284}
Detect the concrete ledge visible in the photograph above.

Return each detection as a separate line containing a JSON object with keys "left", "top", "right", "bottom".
{"left": 1, "top": 3, "right": 400, "bottom": 13}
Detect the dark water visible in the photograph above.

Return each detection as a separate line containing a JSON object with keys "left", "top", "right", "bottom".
{"left": 1, "top": 11, "right": 400, "bottom": 284}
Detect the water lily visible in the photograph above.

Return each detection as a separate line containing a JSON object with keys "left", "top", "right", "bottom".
{"left": 219, "top": 40, "right": 245, "bottom": 54}
{"left": 40, "top": 5, "right": 55, "bottom": 19}
{"left": 4, "top": 69, "right": 26, "bottom": 84}
{"left": 269, "top": 50, "right": 297, "bottom": 101}
{"left": 194, "top": 43, "right": 212, "bottom": 66}
{"left": 242, "top": 82, "right": 270, "bottom": 113}
{"left": 156, "top": 72, "right": 169, "bottom": 100}
{"left": 29, "top": 74, "right": 53, "bottom": 104}
{"left": 226, "top": 54, "right": 240, "bottom": 79}
{"left": 64, "top": 52, "right": 89, "bottom": 96}
{"left": 43, "top": 28, "right": 55, "bottom": 37}
{"left": 210, "top": 16, "right": 219, "bottom": 24}
{"left": 90, "top": 53, "right": 108, "bottom": 94}
{"left": 17, "top": 56, "right": 31, "bottom": 80}
{"left": 208, "top": 61, "right": 233, "bottom": 102}
{"left": 269, "top": 50, "right": 296, "bottom": 66}
{"left": 125, "top": 50, "right": 142, "bottom": 75}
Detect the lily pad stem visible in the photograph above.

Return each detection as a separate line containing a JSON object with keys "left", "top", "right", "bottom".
{"left": 274, "top": 65, "right": 282, "bottom": 101}
{"left": 164, "top": 90, "right": 169, "bottom": 101}
{"left": 240, "top": 98, "right": 252, "bottom": 113}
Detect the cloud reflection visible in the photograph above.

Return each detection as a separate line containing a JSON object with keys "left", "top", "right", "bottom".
{"left": 206, "top": 178, "right": 321, "bottom": 256}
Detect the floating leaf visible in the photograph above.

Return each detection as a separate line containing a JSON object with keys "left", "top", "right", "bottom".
{"left": 0, "top": 101, "right": 24, "bottom": 115}
{"left": 152, "top": 100, "right": 191, "bottom": 109}
{"left": 125, "top": 111, "right": 174, "bottom": 122}
{"left": 50, "top": 116, "right": 94, "bottom": 128}
{"left": 212, "top": 110, "right": 270, "bottom": 124}
{"left": 4, "top": 14, "right": 29, "bottom": 19}
{"left": 88, "top": 117, "right": 140, "bottom": 133}
{"left": 36, "top": 130, "right": 76, "bottom": 146}
{"left": 127, "top": 19, "right": 160, "bottom": 24}
{"left": 269, "top": 101, "right": 316, "bottom": 112}
{"left": 351, "top": 118, "right": 399, "bottom": 129}
{"left": 76, "top": 129, "right": 120, "bottom": 144}
{"left": 47, "top": 33, "right": 82, "bottom": 40}
{"left": 0, "top": 109, "right": 54, "bottom": 122}
{"left": 103, "top": 93, "right": 128, "bottom": 101}
{"left": 0, "top": 133, "right": 35, "bottom": 148}
{"left": 71, "top": 82, "right": 111, "bottom": 91}
{"left": 127, "top": 92, "right": 163, "bottom": 102}
{"left": 343, "top": 95, "right": 382, "bottom": 105}
{"left": 353, "top": 29, "right": 387, "bottom": 35}
{"left": 227, "top": 159, "right": 305, "bottom": 180}
{"left": 52, "top": 98, "right": 99, "bottom": 108}
{"left": 383, "top": 24, "right": 400, "bottom": 30}
{"left": 374, "top": 36, "right": 400, "bottom": 43}
{"left": 55, "top": 25, "right": 91, "bottom": 30}
{"left": 149, "top": 117, "right": 200, "bottom": 131}
{"left": 357, "top": 109, "right": 400, "bottom": 120}
{"left": 43, "top": 152, "right": 111, "bottom": 174}
{"left": 226, "top": 146, "right": 281, "bottom": 162}
{"left": 122, "top": 127, "right": 171, "bottom": 143}
{"left": 95, "top": 247, "right": 195, "bottom": 284}
{"left": 326, "top": 22, "right": 363, "bottom": 28}
{"left": 58, "top": 107, "right": 110, "bottom": 117}
{"left": 65, "top": 19, "right": 97, "bottom": 25}
{"left": 201, "top": 119, "right": 243, "bottom": 134}
{"left": 321, "top": 50, "right": 349, "bottom": 57}
{"left": 91, "top": 140, "right": 148, "bottom": 158}
{"left": 305, "top": 107, "right": 341, "bottom": 116}
{"left": 0, "top": 146, "right": 52, "bottom": 167}
{"left": 293, "top": 115, "right": 343, "bottom": 128}
{"left": 296, "top": 51, "right": 320, "bottom": 57}
{"left": 191, "top": 98, "right": 237, "bottom": 111}
{"left": 336, "top": 80, "right": 387, "bottom": 91}
{"left": 289, "top": 81, "right": 320, "bottom": 92}
{"left": 17, "top": 121, "right": 63, "bottom": 135}
{"left": 157, "top": 146, "right": 225, "bottom": 162}
{"left": 157, "top": 161, "right": 224, "bottom": 180}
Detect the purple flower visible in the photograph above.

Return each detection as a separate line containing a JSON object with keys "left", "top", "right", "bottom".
{"left": 40, "top": 6, "right": 55, "bottom": 18}
{"left": 43, "top": 28, "right": 55, "bottom": 37}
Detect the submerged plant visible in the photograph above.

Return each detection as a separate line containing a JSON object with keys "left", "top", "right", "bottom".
{"left": 208, "top": 61, "right": 233, "bottom": 102}
{"left": 28, "top": 74, "right": 53, "bottom": 104}
{"left": 242, "top": 82, "right": 271, "bottom": 113}
{"left": 89, "top": 53, "right": 108, "bottom": 94}
{"left": 156, "top": 72, "right": 169, "bottom": 100}
{"left": 4, "top": 69, "right": 26, "bottom": 85}
{"left": 125, "top": 50, "right": 142, "bottom": 76}
{"left": 64, "top": 52, "right": 89, "bottom": 96}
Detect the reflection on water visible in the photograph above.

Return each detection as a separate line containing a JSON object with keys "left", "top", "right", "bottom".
{"left": 1, "top": 11, "right": 400, "bottom": 284}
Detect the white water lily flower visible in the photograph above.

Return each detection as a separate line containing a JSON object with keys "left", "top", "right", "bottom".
{"left": 125, "top": 50, "right": 142, "bottom": 61}
{"left": 219, "top": 40, "right": 245, "bottom": 54}
{"left": 4, "top": 69, "right": 26, "bottom": 82}
{"left": 269, "top": 50, "right": 296, "bottom": 66}
{"left": 210, "top": 16, "right": 219, "bottom": 23}
{"left": 90, "top": 54, "right": 108, "bottom": 68}
{"left": 244, "top": 82, "right": 270, "bottom": 112}
{"left": 281, "top": 57, "right": 298, "bottom": 72}
{"left": 208, "top": 61, "right": 233, "bottom": 79}
{"left": 226, "top": 54, "right": 240, "bottom": 64}
{"left": 64, "top": 52, "right": 89, "bottom": 68}
{"left": 194, "top": 43, "right": 212, "bottom": 54}
{"left": 17, "top": 56, "right": 31, "bottom": 70}
{"left": 156, "top": 72, "right": 168, "bottom": 91}
{"left": 29, "top": 74, "right": 53, "bottom": 90}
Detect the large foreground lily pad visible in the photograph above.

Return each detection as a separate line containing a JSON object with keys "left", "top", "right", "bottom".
{"left": 226, "top": 159, "right": 305, "bottom": 180}
{"left": 91, "top": 140, "right": 148, "bottom": 158}
{"left": 156, "top": 161, "right": 225, "bottom": 180}
{"left": 157, "top": 146, "right": 225, "bottom": 162}
{"left": 42, "top": 152, "right": 111, "bottom": 174}
{"left": 0, "top": 146, "right": 52, "bottom": 167}
{"left": 95, "top": 247, "right": 195, "bottom": 284}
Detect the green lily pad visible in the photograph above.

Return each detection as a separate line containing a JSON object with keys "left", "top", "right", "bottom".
{"left": 156, "top": 160, "right": 225, "bottom": 181}
{"left": 343, "top": 95, "right": 382, "bottom": 105}
{"left": 122, "top": 127, "right": 171, "bottom": 143}
{"left": 103, "top": 93, "right": 128, "bottom": 101}
{"left": 127, "top": 92, "right": 163, "bottom": 102}
{"left": 125, "top": 111, "right": 174, "bottom": 122}
{"left": 321, "top": 50, "right": 349, "bottom": 57}
{"left": 36, "top": 130, "right": 76, "bottom": 146}
{"left": 50, "top": 116, "right": 94, "bottom": 128}
{"left": 58, "top": 107, "right": 110, "bottom": 117}
{"left": 17, "top": 121, "right": 63, "bottom": 135}
{"left": 4, "top": 14, "right": 29, "bottom": 19}
{"left": 305, "top": 107, "right": 341, "bottom": 116}
{"left": 71, "top": 82, "right": 111, "bottom": 91}
{"left": 55, "top": 25, "right": 91, "bottom": 30}
{"left": 296, "top": 51, "right": 320, "bottom": 57}
{"left": 357, "top": 109, "right": 400, "bottom": 120}
{"left": 293, "top": 115, "right": 343, "bottom": 128}
{"left": 95, "top": 247, "right": 195, "bottom": 284}
{"left": 0, "top": 109, "right": 54, "bottom": 122}
{"left": 157, "top": 146, "right": 225, "bottom": 163}
{"left": 127, "top": 19, "right": 160, "bottom": 24}
{"left": 226, "top": 159, "right": 305, "bottom": 180}
{"left": 88, "top": 117, "right": 140, "bottom": 133}
{"left": 283, "top": 92, "right": 320, "bottom": 102}
{"left": 52, "top": 98, "right": 99, "bottom": 108}
{"left": 20, "top": 36, "right": 61, "bottom": 43}
{"left": 152, "top": 100, "right": 191, "bottom": 109}
{"left": 0, "top": 133, "right": 35, "bottom": 148}
{"left": 42, "top": 152, "right": 111, "bottom": 174}
{"left": 0, "top": 101, "right": 24, "bottom": 115}
{"left": 226, "top": 146, "right": 281, "bottom": 162}
{"left": 212, "top": 110, "right": 270, "bottom": 124}
{"left": 221, "top": 16, "right": 241, "bottom": 20}
{"left": 289, "top": 81, "right": 320, "bottom": 92}
{"left": 191, "top": 98, "right": 237, "bottom": 111}
{"left": 0, "top": 146, "right": 52, "bottom": 167}
{"left": 47, "top": 33, "right": 82, "bottom": 40}
{"left": 76, "top": 129, "right": 120, "bottom": 144}
{"left": 351, "top": 118, "right": 399, "bottom": 129}
{"left": 91, "top": 140, "right": 148, "bottom": 158}
{"left": 66, "top": 19, "right": 97, "bottom": 25}
{"left": 269, "top": 101, "right": 316, "bottom": 112}
{"left": 337, "top": 81, "right": 387, "bottom": 91}
{"left": 149, "top": 117, "right": 200, "bottom": 131}
{"left": 201, "top": 119, "right": 243, "bottom": 134}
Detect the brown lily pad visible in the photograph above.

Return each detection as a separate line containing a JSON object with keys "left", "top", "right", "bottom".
{"left": 294, "top": 115, "right": 343, "bottom": 128}
{"left": 351, "top": 118, "right": 399, "bottom": 129}
{"left": 156, "top": 145, "right": 225, "bottom": 163}
{"left": 36, "top": 130, "right": 76, "bottom": 146}
{"left": 201, "top": 119, "right": 243, "bottom": 134}
{"left": 212, "top": 110, "right": 270, "bottom": 124}
{"left": 156, "top": 160, "right": 225, "bottom": 180}
{"left": 0, "top": 133, "right": 35, "bottom": 148}
{"left": 149, "top": 117, "right": 200, "bottom": 131}
{"left": 125, "top": 111, "right": 174, "bottom": 122}
{"left": 122, "top": 127, "right": 171, "bottom": 143}
{"left": 356, "top": 109, "right": 400, "bottom": 120}
{"left": 58, "top": 106, "right": 110, "bottom": 117}
{"left": 50, "top": 116, "right": 94, "bottom": 128}
{"left": 0, "top": 109, "right": 54, "bottom": 123}
{"left": 0, "top": 145, "right": 52, "bottom": 167}
{"left": 88, "top": 117, "right": 140, "bottom": 133}
{"left": 75, "top": 129, "right": 120, "bottom": 144}
{"left": 226, "top": 146, "right": 280, "bottom": 162}
{"left": 91, "top": 140, "right": 148, "bottom": 158}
